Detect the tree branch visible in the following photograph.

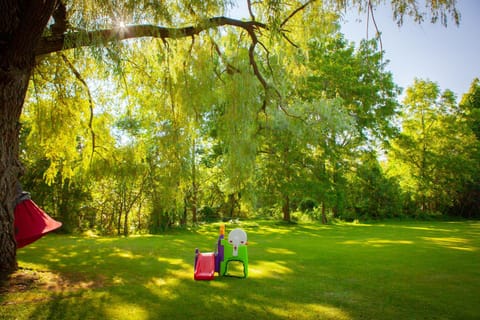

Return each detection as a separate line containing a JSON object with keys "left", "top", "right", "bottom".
{"left": 280, "top": 0, "right": 318, "bottom": 29}
{"left": 50, "top": 1, "right": 67, "bottom": 37}
{"left": 368, "top": 0, "right": 383, "bottom": 52}
{"left": 59, "top": 53, "right": 96, "bottom": 163}
{"left": 247, "top": 0, "right": 256, "bottom": 21}
{"left": 4, "top": 0, "right": 56, "bottom": 64}
{"left": 34, "top": 17, "right": 266, "bottom": 56}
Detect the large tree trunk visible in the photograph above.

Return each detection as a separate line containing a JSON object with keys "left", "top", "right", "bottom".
{"left": 321, "top": 202, "right": 328, "bottom": 225}
{"left": 0, "top": 0, "right": 56, "bottom": 278}
{"left": 0, "top": 61, "right": 31, "bottom": 279}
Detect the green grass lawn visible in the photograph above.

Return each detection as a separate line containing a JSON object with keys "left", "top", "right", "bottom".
{"left": 1, "top": 220, "right": 480, "bottom": 320}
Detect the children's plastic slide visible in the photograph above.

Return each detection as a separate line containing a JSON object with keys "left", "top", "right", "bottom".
{"left": 194, "top": 252, "right": 216, "bottom": 280}
{"left": 193, "top": 225, "right": 248, "bottom": 280}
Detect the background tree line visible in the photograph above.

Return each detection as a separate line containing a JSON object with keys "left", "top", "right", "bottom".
{"left": 18, "top": 19, "right": 480, "bottom": 235}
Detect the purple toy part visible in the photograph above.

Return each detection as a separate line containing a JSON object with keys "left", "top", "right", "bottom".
{"left": 215, "top": 234, "right": 224, "bottom": 273}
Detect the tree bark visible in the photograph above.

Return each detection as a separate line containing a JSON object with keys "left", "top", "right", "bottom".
{"left": 282, "top": 194, "right": 291, "bottom": 222}
{"left": 123, "top": 210, "right": 129, "bottom": 237}
{"left": 191, "top": 138, "right": 198, "bottom": 224}
{"left": 321, "top": 202, "right": 328, "bottom": 224}
{"left": 0, "top": 0, "right": 57, "bottom": 278}
{"left": 0, "top": 53, "right": 35, "bottom": 278}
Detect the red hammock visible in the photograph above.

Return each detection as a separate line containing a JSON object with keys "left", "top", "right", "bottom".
{"left": 14, "top": 199, "right": 62, "bottom": 248}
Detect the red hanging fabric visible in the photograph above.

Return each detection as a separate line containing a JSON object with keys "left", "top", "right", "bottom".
{"left": 14, "top": 199, "right": 62, "bottom": 248}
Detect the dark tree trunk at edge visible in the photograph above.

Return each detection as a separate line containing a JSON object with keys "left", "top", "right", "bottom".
{"left": 0, "top": 60, "right": 32, "bottom": 279}
{"left": 0, "top": 0, "right": 56, "bottom": 279}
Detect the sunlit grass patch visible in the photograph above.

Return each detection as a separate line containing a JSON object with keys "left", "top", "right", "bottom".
{"left": 249, "top": 260, "right": 293, "bottom": 279}
{"left": 105, "top": 302, "right": 149, "bottom": 320}
{"left": 340, "top": 238, "right": 414, "bottom": 247}
{"left": 421, "top": 236, "right": 477, "bottom": 251}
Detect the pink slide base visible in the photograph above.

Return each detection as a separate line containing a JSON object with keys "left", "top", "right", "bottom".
{"left": 194, "top": 252, "right": 215, "bottom": 280}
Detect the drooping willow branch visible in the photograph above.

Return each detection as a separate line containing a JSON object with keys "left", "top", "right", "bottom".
{"left": 34, "top": 12, "right": 314, "bottom": 116}
{"left": 35, "top": 16, "right": 271, "bottom": 109}
{"left": 60, "top": 53, "right": 96, "bottom": 163}
{"left": 367, "top": 0, "right": 383, "bottom": 52}
{"left": 211, "top": 39, "right": 241, "bottom": 76}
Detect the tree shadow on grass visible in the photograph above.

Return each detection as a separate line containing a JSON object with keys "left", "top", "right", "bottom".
{"left": 4, "top": 231, "right": 354, "bottom": 320}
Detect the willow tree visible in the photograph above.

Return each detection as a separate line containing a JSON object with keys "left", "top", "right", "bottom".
{"left": 0, "top": 0, "right": 460, "bottom": 277}
{"left": 389, "top": 79, "right": 477, "bottom": 214}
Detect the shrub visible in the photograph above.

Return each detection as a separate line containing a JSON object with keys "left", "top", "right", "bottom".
{"left": 299, "top": 198, "right": 318, "bottom": 213}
